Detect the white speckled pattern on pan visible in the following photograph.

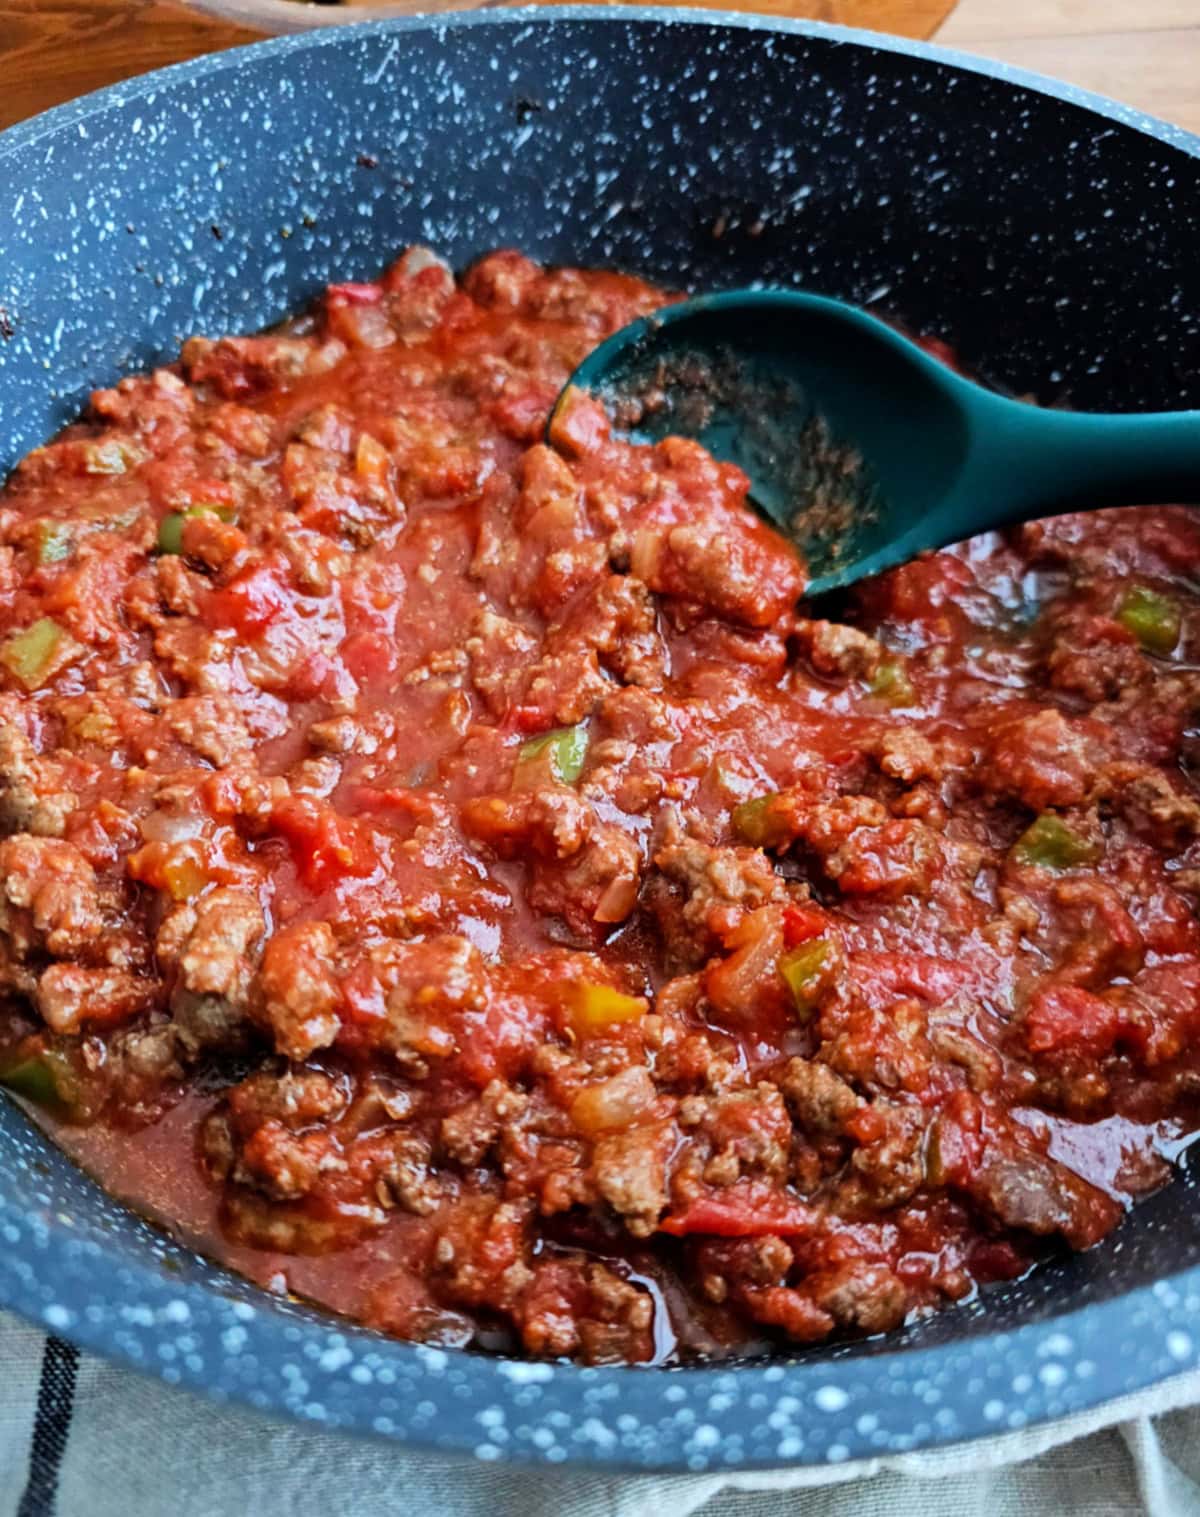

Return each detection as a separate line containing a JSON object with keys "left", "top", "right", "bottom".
{"left": 1, "top": 8, "right": 1200, "bottom": 1471}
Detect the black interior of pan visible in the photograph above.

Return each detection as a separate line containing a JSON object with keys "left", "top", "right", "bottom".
{"left": 1, "top": 10, "right": 1199, "bottom": 1420}
{"left": 2, "top": 11, "right": 1199, "bottom": 478}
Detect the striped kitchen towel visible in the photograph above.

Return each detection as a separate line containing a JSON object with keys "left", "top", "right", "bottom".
{"left": 3, "top": 1308, "right": 1200, "bottom": 1517}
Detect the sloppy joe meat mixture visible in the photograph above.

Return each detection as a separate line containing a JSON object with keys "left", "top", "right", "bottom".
{"left": 1, "top": 247, "right": 1199, "bottom": 1362}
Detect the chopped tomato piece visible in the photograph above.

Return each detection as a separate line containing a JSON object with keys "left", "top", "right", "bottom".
{"left": 352, "top": 785, "right": 427, "bottom": 818}
{"left": 271, "top": 800, "right": 377, "bottom": 891}
{"left": 660, "top": 1185, "right": 816, "bottom": 1238}
{"left": 782, "top": 904, "right": 829, "bottom": 947}
{"left": 340, "top": 631, "right": 398, "bottom": 683}
{"left": 337, "top": 961, "right": 389, "bottom": 1027}
{"left": 849, "top": 952, "right": 973, "bottom": 1006}
{"left": 1022, "top": 984, "right": 1129, "bottom": 1058}
{"left": 924, "top": 1091, "right": 985, "bottom": 1186}
{"left": 204, "top": 562, "right": 289, "bottom": 638}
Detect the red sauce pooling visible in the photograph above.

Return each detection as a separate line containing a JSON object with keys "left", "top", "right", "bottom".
{"left": 1, "top": 247, "right": 1199, "bottom": 1363}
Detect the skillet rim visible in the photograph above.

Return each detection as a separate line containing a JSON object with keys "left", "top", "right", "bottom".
{"left": 0, "top": 7, "right": 1199, "bottom": 1471}
{"left": 2, "top": 5, "right": 1199, "bottom": 160}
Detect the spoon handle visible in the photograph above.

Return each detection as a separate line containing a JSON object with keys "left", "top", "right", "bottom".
{"left": 966, "top": 395, "right": 1200, "bottom": 529}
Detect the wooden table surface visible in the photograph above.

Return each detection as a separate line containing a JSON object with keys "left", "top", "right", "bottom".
{"left": 1, "top": 0, "right": 1198, "bottom": 137}
{"left": 939, "top": 0, "right": 1200, "bottom": 138}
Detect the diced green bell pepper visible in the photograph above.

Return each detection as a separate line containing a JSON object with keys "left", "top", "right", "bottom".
{"left": 0, "top": 617, "right": 82, "bottom": 691}
{"left": 1117, "top": 585, "right": 1181, "bottom": 655}
{"left": 1011, "top": 813, "right": 1101, "bottom": 871}
{"left": 157, "top": 503, "right": 236, "bottom": 555}
{"left": 157, "top": 514, "right": 187, "bottom": 555}
{"left": 778, "top": 938, "right": 831, "bottom": 1016}
{"left": 514, "top": 724, "right": 589, "bottom": 787}
{"left": 868, "top": 660, "right": 917, "bottom": 707}
{"left": 731, "top": 793, "right": 790, "bottom": 849}
{"left": 0, "top": 1050, "right": 75, "bottom": 1112}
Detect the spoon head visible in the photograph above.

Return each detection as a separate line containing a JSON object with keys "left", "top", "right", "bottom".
{"left": 559, "top": 290, "right": 973, "bottom": 595}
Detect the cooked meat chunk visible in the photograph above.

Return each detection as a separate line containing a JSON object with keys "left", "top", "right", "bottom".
{"left": 440, "top": 1079, "right": 529, "bottom": 1168}
{"left": 984, "top": 709, "right": 1110, "bottom": 810}
{"left": 966, "top": 1145, "right": 1120, "bottom": 1251}
{"left": 805, "top": 1261, "right": 909, "bottom": 1335}
{"left": 0, "top": 835, "right": 102, "bottom": 959}
{"left": 552, "top": 573, "right": 665, "bottom": 688}
{"left": 591, "top": 1119, "right": 674, "bottom": 1236}
{"left": 253, "top": 920, "right": 341, "bottom": 1060}
{"left": 651, "top": 827, "right": 785, "bottom": 966}
{"left": 378, "top": 1132, "right": 443, "bottom": 1215}
{"left": 796, "top": 620, "right": 885, "bottom": 680}
{"left": 462, "top": 787, "right": 642, "bottom": 935}
{"left": 0, "top": 713, "right": 78, "bottom": 836}
{"left": 165, "top": 695, "right": 253, "bottom": 766}
{"left": 780, "top": 1058, "right": 862, "bottom": 1141}
{"left": 158, "top": 887, "right": 264, "bottom": 1009}
{"left": 35, "top": 963, "right": 153, "bottom": 1035}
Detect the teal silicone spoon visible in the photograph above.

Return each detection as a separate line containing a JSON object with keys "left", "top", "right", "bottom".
{"left": 555, "top": 289, "right": 1200, "bottom": 596}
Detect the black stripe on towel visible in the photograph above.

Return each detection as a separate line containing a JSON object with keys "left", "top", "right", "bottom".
{"left": 17, "top": 1336, "right": 79, "bottom": 1517}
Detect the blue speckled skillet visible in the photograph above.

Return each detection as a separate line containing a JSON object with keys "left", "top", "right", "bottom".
{"left": 1, "top": 8, "right": 1200, "bottom": 1472}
